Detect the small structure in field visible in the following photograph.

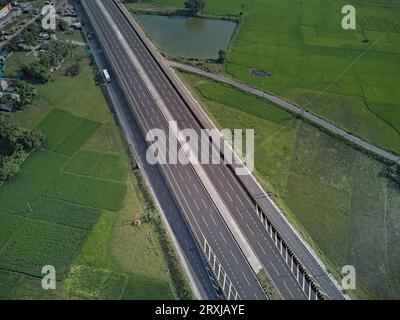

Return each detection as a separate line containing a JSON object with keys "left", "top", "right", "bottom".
{"left": 131, "top": 213, "right": 142, "bottom": 227}
{"left": 249, "top": 68, "right": 271, "bottom": 79}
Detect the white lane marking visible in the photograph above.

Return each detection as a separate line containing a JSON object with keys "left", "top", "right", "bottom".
{"left": 185, "top": 184, "right": 192, "bottom": 196}
{"left": 283, "top": 281, "right": 294, "bottom": 298}
{"left": 220, "top": 231, "right": 227, "bottom": 244}
{"left": 201, "top": 215, "right": 209, "bottom": 228}
{"left": 257, "top": 241, "right": 267, "bottom": 255}
{"left": 236, "top": 208, "right": 243, "bottom": 219}
{"left": 193, "top": 198, "right": 200, "bottom": 211}
{"left": 226, "top": 192, "right": 234, "bottom": 204}
{"left": 236, "top": 194, "right": 245, "bottom": 206}
{"left": 210, "top": 214, "right": 218, "bottom": 227}
{"left": 200, "top": 197, "right": 209, "bottom": 209}
{"left": 246, "top": 223, "right": 255, "bottom": 236}
{"left": 230, "top": 250, "right": 239, "bottom": 265}
{"left": 193, "top": 182, "right": 200, "bottom": 194}
{"left": 242, "top": 271, "right": 251, "bottom": 287}
{"left": 269, "top": 260, "right": 280, "bottom": 276}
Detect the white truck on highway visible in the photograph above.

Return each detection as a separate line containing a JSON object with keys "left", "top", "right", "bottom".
{"left": 103, "top": 69, "right": 111, "bottom": 82}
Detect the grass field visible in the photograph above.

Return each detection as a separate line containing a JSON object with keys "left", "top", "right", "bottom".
{"left": 128, "top": 0, "right": 400, "bottom": 155}
{"left": 181, "top": 72, "right": 400, "bottom": 299}
{"left": 0, "top": 32, "right": 180, "bottom": 299}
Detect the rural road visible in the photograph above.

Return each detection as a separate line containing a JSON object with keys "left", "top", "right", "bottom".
{"left": 167, "top": 61, "right": 400, "bottom": 164}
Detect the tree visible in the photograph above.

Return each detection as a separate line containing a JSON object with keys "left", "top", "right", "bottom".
{"left": 185, "top": 0, "right": 205, "bottom": 15}
{"left": 22, "top": 62, "right": 50, "bottom": 83}
{"left": 0, "top": 93, "right": 13, "bottom": 105}
{"left": 0, "top": 115, "right": 45, "bottom": 182}
{"left": 0, "top": 146, "right": 27, "bottom": 182}
{"left": 65, "top": 64, "right": 80, "bottom": 77}
{"left": 16, "top": 129, "right": 45, "bottom": 150}
{"left": 21, "top": 24, "right": 40, "bottom": 47}
{"left": 57, "top": 19, "right": 69, "bottom": 32}
{"left": 0, "top": 157, "right": 21, "bottom": 181}
{"left": 13, "top": 80, "right": 37, "bottom": 106}
{"left": 40, "top": 41, "right": 72, "bottom": 68}
{"left": 217, "top": 49, "right": 226, "bottom": 63}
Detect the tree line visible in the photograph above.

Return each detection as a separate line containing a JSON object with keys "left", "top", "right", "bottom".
{"left": 0, "top": 114, "right": 45, "bottom": 181}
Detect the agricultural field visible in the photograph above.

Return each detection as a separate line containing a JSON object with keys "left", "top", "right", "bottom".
{"left": 181, "top": 72, "right": 400, "bottom": 299}
{"left": 0, "top": 32, "right": 182, "bottom": 299}
{"left": 128, "top": 0, "right": 400, "bottom": 155}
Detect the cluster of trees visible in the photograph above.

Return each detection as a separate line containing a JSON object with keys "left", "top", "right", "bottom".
{"left": 22, "top": 23, "right": 40, "bottom": 47}
{"left": 40, "top": 41, "right": 72, "bottom": 69}
{"left": 0, "top": 114, "right": 45, "bottom": 181}
{"left": 13, "top": 79, "right": 37, "bottom": 106}
{"left": 0, "top": 80, "right": 37, "bottom": 109}
{"left": 185, "top": 0, "right": 205, "bottom": 15}
{"left": 22, "top": 62, "right": 50, "bottom": 83}
{"left": 0, "top": 93, "right": 12, "bottom": 105}
{"left": 22, "top": 41, "right": 72, "bottom": 83}
{"left": 386, "top": 164, "right": 400, "bottom": 185}
{"left": 218, "top": 49, "right": 227, "bottom": 63}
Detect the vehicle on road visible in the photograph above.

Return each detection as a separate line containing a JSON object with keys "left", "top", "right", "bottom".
{"left": 103, "top": 68, "right": 111, "bottom": 82}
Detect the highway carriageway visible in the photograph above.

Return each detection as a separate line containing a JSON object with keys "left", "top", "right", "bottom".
{"left": 82, "top": 0, "right": 268, "bottom": 300}
{"left": 112, "top": 0, "right": 346, "bottom": 300}
{"left": 85, "top": 0, "right": 344, "bottom": 300}
{"left": 108, "top": 0, "right": 315, "bottom": 300}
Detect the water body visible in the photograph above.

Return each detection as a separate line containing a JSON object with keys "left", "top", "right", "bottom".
{"left": 138, "top": 14, "right": 236, "bottom": 59}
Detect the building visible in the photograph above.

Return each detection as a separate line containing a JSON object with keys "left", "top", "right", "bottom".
{"left": 39, "top": 32, "right": 50, "bottom": 40}
{"left": 0, "top": 80, "right": 8, "bottom": 91}
{"left": 0, "top": 3, "right": 13, "bottom": 22}
{"left": 0, "top": 91, "right": 20, "bottom": 103}
{"left": 17, "top": 43, "right": 31, "bottom": 51}
{"left": 0, "top": 51, "right": 13, "bottom": 63}
{"left": 0, "top": 103, "right": 14, "bottom": 112}
{"left": 39, "top": 40, "right": 50, "bottom": 51}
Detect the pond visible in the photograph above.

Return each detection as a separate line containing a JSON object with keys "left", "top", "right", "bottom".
{"left": 138, "top": 14, "right": 237, "bottom": 59}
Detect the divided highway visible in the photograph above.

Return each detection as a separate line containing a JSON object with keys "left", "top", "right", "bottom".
{"left": 82, "top": 0, "right": 345, "bottom": 300}
{"left": 81, "top": 0, "right": 267, "bottom": 300}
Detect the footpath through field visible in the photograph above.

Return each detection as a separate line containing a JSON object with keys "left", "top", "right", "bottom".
{"left": 167, "top": 60, "right": 400, "bottom": 164}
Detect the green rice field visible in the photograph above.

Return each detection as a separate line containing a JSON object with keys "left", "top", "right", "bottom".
{"left": 0, "top": 34, "right": 178, "bottom": 300}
